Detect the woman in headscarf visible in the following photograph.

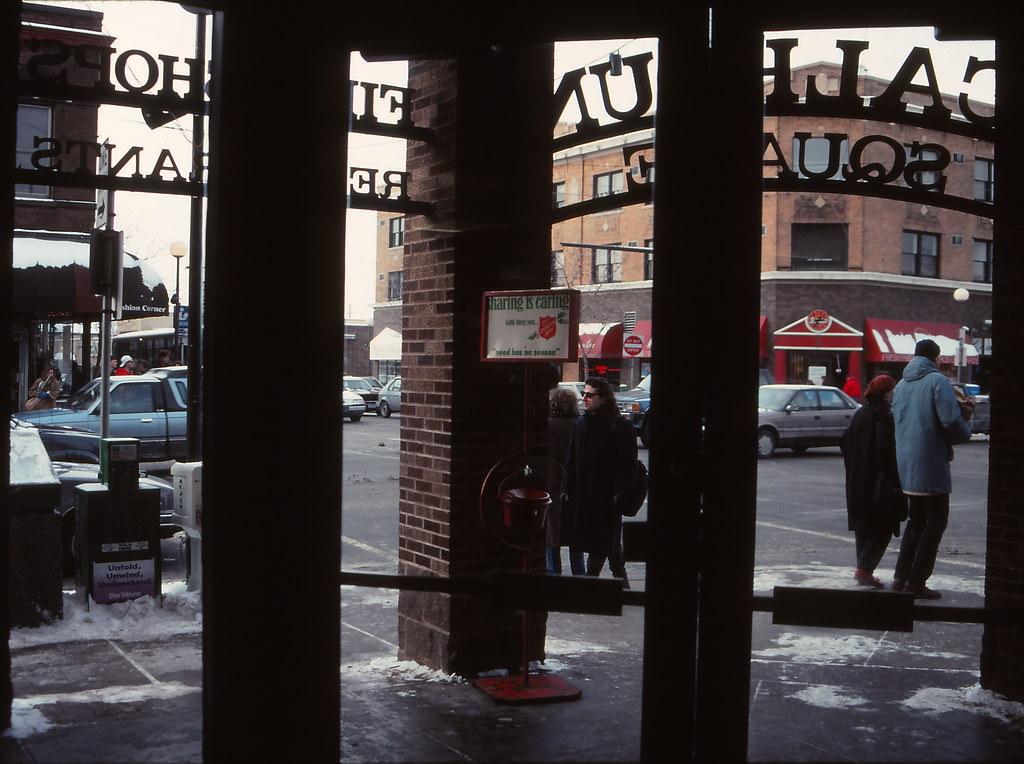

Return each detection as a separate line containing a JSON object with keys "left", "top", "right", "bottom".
{"left": 840, "top": 374, "right": 907, "bottom": 587}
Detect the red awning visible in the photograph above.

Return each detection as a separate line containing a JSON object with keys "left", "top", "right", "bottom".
{"left": 773, "top": 312, "right": 863, "bottom": 351}
{"left": 864, "top": 319, "right": 979, "bottom": 365}
{"left": 578, "top": 322, "right": 624, "bottom": 357}
{"left": 13, "top": 233, "right": 170, "bottom": 320}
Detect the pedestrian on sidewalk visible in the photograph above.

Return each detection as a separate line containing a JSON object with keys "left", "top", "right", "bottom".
{"left": 841, "top": 374, "right": 906, "bottom": 588}
{"left": 561, "top": 376, "right": 637, "bottom": 585}
{"left": 546, "top": 386, "right": 581, "bottom": 574}
{"left": 890, "top": 339, "right": 973, "bottom": 599}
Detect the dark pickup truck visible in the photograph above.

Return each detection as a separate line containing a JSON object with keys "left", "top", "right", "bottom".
{"left": 14, "top": 367, "right": 188, "bottom": 463}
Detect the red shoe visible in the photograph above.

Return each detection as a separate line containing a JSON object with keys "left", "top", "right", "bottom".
{"left": 854, "top": 569, "right": 884, "bottom": 588}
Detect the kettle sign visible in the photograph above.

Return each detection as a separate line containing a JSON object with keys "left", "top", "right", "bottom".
{"left": 538, "top": 315, "right": 557, "bottom": 340}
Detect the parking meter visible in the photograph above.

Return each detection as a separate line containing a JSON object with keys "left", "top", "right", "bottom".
{"left": 75, "top": 438, "right": 161, "bottom": 604}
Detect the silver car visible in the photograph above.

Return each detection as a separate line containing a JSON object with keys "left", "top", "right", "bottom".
{"left": 378, "top": 377, "right": 401, "bottom": 418}
{"left": 757, "top": 384, "right": 859, "bottom": 458}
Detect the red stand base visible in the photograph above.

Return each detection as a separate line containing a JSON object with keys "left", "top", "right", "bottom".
{"left": 473, "top": 673, "right": 582, "bottom": 704}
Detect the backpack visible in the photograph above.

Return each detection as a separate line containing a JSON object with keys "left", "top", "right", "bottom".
{"left": 618, "top": 459, "right": 649, "bottom": 517}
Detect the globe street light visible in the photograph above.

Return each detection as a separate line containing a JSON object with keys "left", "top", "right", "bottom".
{"left": 170, "top": 240, "right": 187, "bottom": 304}
{"left": 953, "top": 287, "right": 970, "bottom": 383}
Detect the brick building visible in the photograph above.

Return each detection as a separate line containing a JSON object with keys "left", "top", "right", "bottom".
{"left": 12, "top": 3, "right": 107, "bottom": 407}
{"left": 762, "top": 62, "right": 995, "bottom": 390}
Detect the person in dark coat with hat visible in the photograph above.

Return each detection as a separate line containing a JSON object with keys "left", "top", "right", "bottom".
{"left": 840, "top": 374, "right": 906, "bottom": 588}
{"left": 561, "top": 376, "right": 637, "bottom": 584}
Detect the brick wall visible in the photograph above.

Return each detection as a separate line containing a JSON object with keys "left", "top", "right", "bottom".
{"left": 397, "top": 49, "right": 555, "bottom": 675}
{"left": 980, "top": 43, "right": 1024, "bottom": 702}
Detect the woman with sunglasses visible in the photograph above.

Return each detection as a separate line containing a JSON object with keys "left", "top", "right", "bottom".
{"left": 561, "top": 376, "right": 638, "bottom": 585}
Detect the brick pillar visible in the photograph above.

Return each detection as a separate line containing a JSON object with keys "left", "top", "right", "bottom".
{"left": 397, "top": 47, "right": 555, "bottom": 676}
{"left": 981, "top": 30, "right": 1024, "bottom": 703}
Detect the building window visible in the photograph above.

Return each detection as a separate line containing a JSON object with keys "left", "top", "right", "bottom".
{"left": 974, "top": 158, "right": 995, "bottom": 202}
{"left": 388, "top": 216, "right": 405, "bottom": 248}
{"left": 644, "top": 239, "right": 654, "bottom": 280}
{"left": 973, "top": 239, "right": 993, "bottom": 283}
{"left": 552, "top": 181, "right": 566, "bottom": 209}
{"left": 902, "top": 230, "right": 940, "bottom": 278}
{"left": 551, "top": 249, "right": 565, "bottom": 286}
{"left": 592, "top": 245, "right": 622, "bottom": 284}
{"left": 790, "top": 223, "right": 848, "bottom": 270}
{"left": 793, "top": 135, "right": 848, "bottom": 179}
{"left": 905, "top": 144, "right": 941, "bottom": 189}
{"left": 593, "top": 170, "right": 624, "bottom": 198}
{"left": 387, "top": 271, "right": 403, "bottom": 301}
{"left": 16, "top": 104, "right": 51, "bottom": 197}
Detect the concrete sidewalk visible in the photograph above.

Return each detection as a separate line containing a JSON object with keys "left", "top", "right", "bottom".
{"left": 3, "top": 569, "right": 1023, "bottom": 763}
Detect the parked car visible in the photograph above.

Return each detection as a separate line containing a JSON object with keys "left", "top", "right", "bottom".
{"left": 971, "top": 394, "right": 990, "bottom": 435}
{"left": 952, "top": 382, "right": 989, "bottom": 436}
{"left": 13, "top": 368, "right": 188, "bottom": 463}
{"left": 757, "top": 384, "right": 859, "bottom": 458}
{"left": 343, "top": 389, "right": 366, "bottom": 422}
{"left": 617, "top": 374, "right": 652, "bottom": 447}
{"left": 378, "top": 376, "right": 401, "bottom": 417}
{"left": 343, "top": 376, "right": 380, "bottom": 414}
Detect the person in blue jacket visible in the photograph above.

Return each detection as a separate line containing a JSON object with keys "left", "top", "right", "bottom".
{"left": 890, "top": 338, "right": 973, "bottom": 599}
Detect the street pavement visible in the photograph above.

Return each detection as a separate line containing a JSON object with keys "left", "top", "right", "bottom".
{"left": 3, "top": 427, "right": 1023, "bottom": 762}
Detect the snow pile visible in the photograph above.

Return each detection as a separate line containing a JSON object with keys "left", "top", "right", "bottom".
{"left": 792, "top": 684, "right": 869, "bottom": 709}
{"left": 902, "top": 683, "right": 1024, "bottom": 722}
{"left": 9, "top": 425, "right": 59, "bottom": 485}
{"left": 8, "top": 582, "right": 202, "bottom": 649}
{"left": 342, "top": 656, "right": 464, "bottom": 685}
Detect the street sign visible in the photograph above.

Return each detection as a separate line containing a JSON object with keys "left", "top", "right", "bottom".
{"left": 177, "top": 305, "right": 189, "bottom": 335}
{"left": 623, "top": 334, "right": 645, "bottom": 356}
{"left": 95, "top": 141, "right": 111, "bottom": 229}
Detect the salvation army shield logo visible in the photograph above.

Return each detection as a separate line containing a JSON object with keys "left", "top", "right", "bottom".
{"left": 538, "top": 315, "right": 557, "bottom": 340}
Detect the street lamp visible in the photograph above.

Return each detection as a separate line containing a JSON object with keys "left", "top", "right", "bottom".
{"left": 170, "top": 240, "right": 187, "bottom": 304}
{"left": 170, "top": 241, "right": 187, "bottom": 364}
{"left": 953, "top": 287, "right": 970, "bottom": 383}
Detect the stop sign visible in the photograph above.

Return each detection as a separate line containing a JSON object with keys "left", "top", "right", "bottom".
{"left": 623, "top": 334, "right": 644, "bottom": 356}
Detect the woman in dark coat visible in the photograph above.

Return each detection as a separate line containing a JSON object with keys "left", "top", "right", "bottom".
{"left": 840, "top": 374, "right": 907, "bottom": 587}
{"left": 561, "top": 376, "right": 638, "bottom": 582}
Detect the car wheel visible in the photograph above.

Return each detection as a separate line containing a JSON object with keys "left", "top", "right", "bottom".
{"left": 757, "top": 427, "right": 777, "bottom": 458}
{"left": 349, "top": 414, "right": 362, "bottom": 422}
{"left": 379, "top": 400, "right": 391, "bottom": 418}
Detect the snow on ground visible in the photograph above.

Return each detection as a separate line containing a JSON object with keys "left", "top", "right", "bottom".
{"left": 7, "top": 582, "right": 202, "bottom": 649}
{"left": 754, "top": 563, "right": 985, "bottom": 596}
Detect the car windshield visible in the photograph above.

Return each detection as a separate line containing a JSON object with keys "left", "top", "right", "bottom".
{"left": 66, "top": 380, "right": 101, "bottom": 411}
{"left": 632, "top": 375, "right": 651, "bottom": 392}
{"left": 345, "top": 378, "right": 371, "bottom": 390}
{"left": 758, "top": 387, "right": 797, "bottom": 411}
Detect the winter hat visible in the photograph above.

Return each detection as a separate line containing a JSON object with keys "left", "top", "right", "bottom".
{"left": 120, "top": 354, "right": 133, "bottom": 367}
{"left": 914, "top": 339, "right": 941, "bottom": 360}
{"left": 865, "top": 374, "right": 896, "bottom": 397}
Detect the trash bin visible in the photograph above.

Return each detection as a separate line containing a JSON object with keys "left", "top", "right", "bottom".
{"left": 9, "top": 427, "right": 63, "bottom": 627}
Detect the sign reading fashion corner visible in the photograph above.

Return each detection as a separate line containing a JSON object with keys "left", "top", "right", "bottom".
{"left": 481, "top": 290, "right": 580, "bottom": 362}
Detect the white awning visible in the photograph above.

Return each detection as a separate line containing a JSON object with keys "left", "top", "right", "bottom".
{"left": 369, "top": 327, "right": 402, "bottom": 361}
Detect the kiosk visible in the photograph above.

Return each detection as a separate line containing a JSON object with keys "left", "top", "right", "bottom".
{"left": 75, "top": 438, "right": 161, "bottom": 604}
